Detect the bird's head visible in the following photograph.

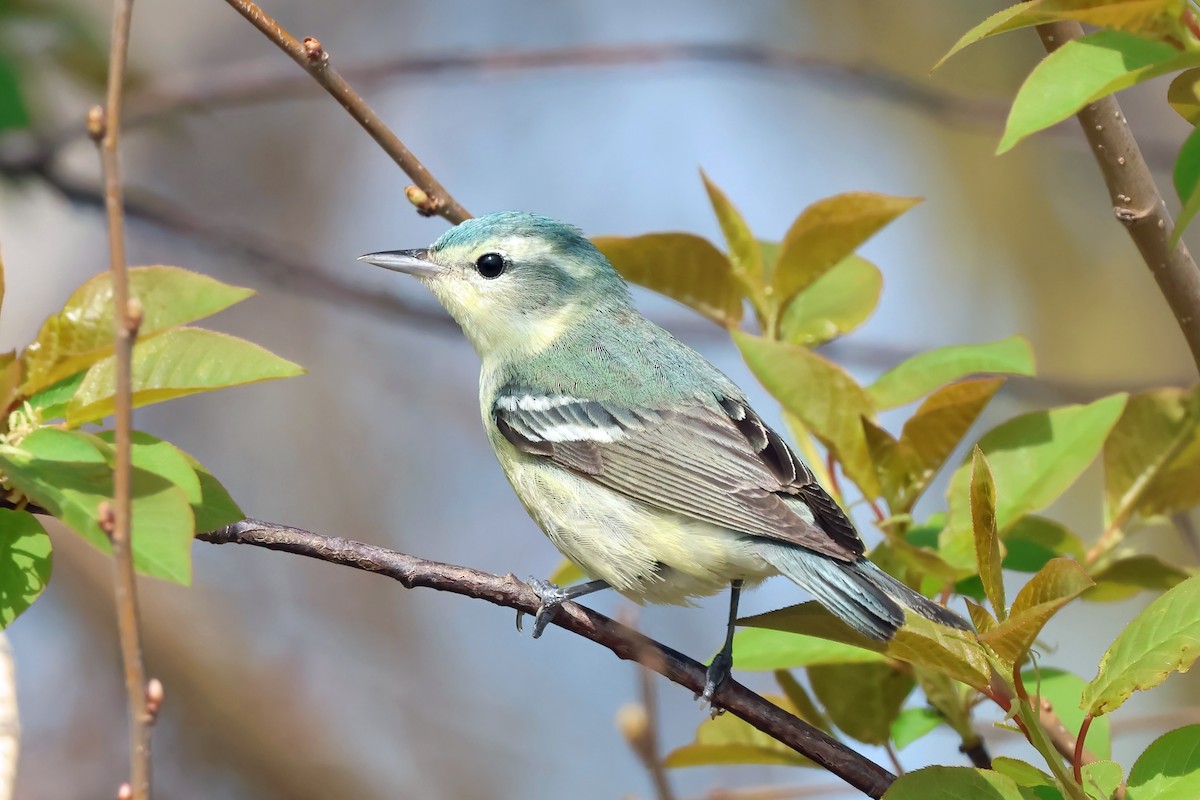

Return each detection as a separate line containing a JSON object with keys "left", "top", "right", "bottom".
{"left": 361, "top": 211, "right": 631, "bottom": 359}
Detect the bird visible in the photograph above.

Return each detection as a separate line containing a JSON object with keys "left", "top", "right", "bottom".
{"left": 360, "top": 211, "right": 969, "bottom": 703}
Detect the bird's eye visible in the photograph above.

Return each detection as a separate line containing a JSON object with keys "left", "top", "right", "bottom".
{"left": 475, "top": 252, "right": 507, "bottom": 279}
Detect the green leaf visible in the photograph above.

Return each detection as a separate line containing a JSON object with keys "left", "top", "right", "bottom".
{"left": 0, "top": 51, "right": 29, "bottom": 132}
{"left": 731, "top": 627, "right": 885, "bottom": 671}
{"left": 27, "top": 370, "right": 85, "bottom": 421}
{"left": 774, "top": 669, "right": 834, "bottom": 732}
{"left": 734, "top": 331, "right": 879, "bottom": 497}
{"left": 0, "top": 428, "right": 193, "bottom": 583}
{"left": 701, "top": 170, "right": 763, "bottom": 292}
{"left": 980, "top": 559, "right": 1093, "bottom": 666}
{"left": 68, "top": 328, "right": 305, "bottom": 425}
{"left": 869, "top": 378, "right": 1004, "bottom": 514}
{"left": 971, "top": 448, "right": 1007, "bottom": 620}
{"left": 1126, "top": 724, "right": 1200, "bottom": 800}
{"left": 1023, "top": 667, "right": 1112, "bottom": 761}
{"left": 1106, "top": 388, "right": 1200, "bottom": 519}
{"left": 21, "top": 266, "right": 256, "bottom": 395}
{"left": 936, "top": 0, "right": 1187, "bottom": 71}
{"left": 663, "top": 693, "right": 815, "bottom": 768}
{"left": 180, "top": 449, "right": 243, "bottom": 532}
{"left": 991, "top": 756, "right": 1056, "bottom": 789}
{"left": 1083, "top": 574, "right": 1200, "bottom": 715}
{"left": 771, "top": 192, "right": 920, "bottom": 314}
{"left": 882, "top": 766, "right": 1026, "bottom": 800}
{"left": 1003, "top": 516, "right": 1086, "bottom": 573}
{"left": 868, "top": 336, "right": 1035, "bottom": 410}
{"left": 547, "top": 557, "right": 585, "bottom": 587}
{"left": 999, "top": 31, "right": 1187, "bottom": 154}
{"left": 1168, "top": 67, "right": 1200, "bottom": 125}
{"left": 891, "top": 707, "right": 943, "bottom": 750}
{"left": 1173, "top": 124, "right": 1200, "bottom": 246}
{"left": 809, "top": 662, "right": 913, "bottom": 745}
{"left": 0, "top": 508, "right": 52, "bottom": 626}
{"left": 942, "top": 395, "right": 1128, "bottom": 568}
{"left": 779, "top": 255, "right": 882, "bottom": 346}
{"left": 592, "top": 233, "right": 743, "bottom": 327}
{"left": 1082, "top": 761, "right": 1122, "bottom": 800}
{"left": 742, "top": 603, "right": 992, "bottom": 690}
{"left": 1086, "top": 555, "right": 1190, "bottom": 602}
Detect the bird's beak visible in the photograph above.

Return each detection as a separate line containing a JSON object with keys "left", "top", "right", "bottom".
{"left": 357, "top": 249, "right": 445, "bottom": 278}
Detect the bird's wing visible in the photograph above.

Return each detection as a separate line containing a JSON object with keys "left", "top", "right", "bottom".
{"left": 492, "top": 387, "right": 864, "bottom": 561}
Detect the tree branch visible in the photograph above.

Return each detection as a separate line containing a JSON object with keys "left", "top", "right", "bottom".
{"left": 220, "top": 0, "right": 470, "bottom": 223}
{"left": 197, "top": 519, "right": 896, "bottom": 798}
{"left": 93, "top": 0, "right": 155, "bottom": 796}
{"left": 1036, "top": 21, "right": 1200, "bottom": 377}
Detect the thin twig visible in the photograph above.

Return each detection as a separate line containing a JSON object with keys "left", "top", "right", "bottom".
{"left": 1036, "top": 21, "right": 1200, "bottom": 377}
{"left": 198, "top": 519, "right": 897, "bottom": 798}
{"left": 93, "top": 0, "right": 154, "bottom": 796}
{"left": 220, "top": 0, "right": 470, "bottom": 224}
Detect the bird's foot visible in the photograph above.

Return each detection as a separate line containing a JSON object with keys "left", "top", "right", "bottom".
{"left": 697, "top": 651, "right": 732, "bottom": 717}
{"left": 515, "top": 578, "right": 571, "bottom": 639}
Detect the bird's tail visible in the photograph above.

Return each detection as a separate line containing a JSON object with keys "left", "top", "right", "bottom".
{"left": 758, "top": 544, "right": 970, "bottom": 642}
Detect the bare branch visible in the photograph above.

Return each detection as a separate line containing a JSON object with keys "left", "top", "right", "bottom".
{"left": 94, "top": 0, "right": 155, "bottom": 795}
{"left": 198, "top": 519, "right": 897, "bottom": 798}
{"left": 1036, "top": 21, "right": 1200, "bottom": 377}
{"left": 220, "top": 0, "right": 470, "bottom": 223}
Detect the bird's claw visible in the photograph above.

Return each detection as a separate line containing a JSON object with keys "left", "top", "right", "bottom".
{"left": 515, "top": 578, "right": 569, "bottom": 639}
{"left": 696, "top": 651, "right": 732, "bottom": 717}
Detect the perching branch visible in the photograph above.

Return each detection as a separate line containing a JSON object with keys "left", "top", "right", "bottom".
{"left": 198, "top": 519, "right": 897, "bottom": 799}
{"left": 93, "top": 0, "right": 156, "bottom": 797}
{"left": 1036, "top": 21, "right": 1200, "bottom": 377}
{"left": 221, "top": 0, "right": 470, "bottom": 223}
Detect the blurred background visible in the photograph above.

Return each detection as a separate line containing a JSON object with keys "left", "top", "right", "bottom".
{"left": 1, "top": 1, "right": 1197, "bottom": 797}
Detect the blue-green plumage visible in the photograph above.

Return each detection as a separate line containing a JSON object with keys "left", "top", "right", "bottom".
{"left": 361, "top": 212, "right": 968, "bottom": 700}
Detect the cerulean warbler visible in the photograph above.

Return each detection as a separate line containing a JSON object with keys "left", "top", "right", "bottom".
{"left": 361, "top": 212, "right": 968, "bottom": 701}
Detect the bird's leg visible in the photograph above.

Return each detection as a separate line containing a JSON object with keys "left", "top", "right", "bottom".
{"left": 517, "top": 578, "right": 610, "bottom": 639}
{"left": 700, "top": 580, "right": 743, "bottom": 711}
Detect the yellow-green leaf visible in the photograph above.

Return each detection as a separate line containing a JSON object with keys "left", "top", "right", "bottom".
{"left": 991, "top": 756, "right": 1055, "bottom": 788}
{"left": 942, "top": 395, "right": 1128, "bottom": 568}
{"left": 67, "top": 328, "right": 305, "bottom": 425}
{"left": 731, "top": 627, "right": 886, "bottom": 671}
{"left": 936, "top": 0, "right": 1187, "bottom": 71}
{"left": 741, "top": 602, "right": 991, "bottom": 690}
{"left": 21, "top": 266, "right": 255, "bottom": 395}
{"left": 1127, "top": 724, "right": 1200, "bottom": 800}
{"left": 1168, "top": 67, "right": 1200, "bottom": 125}
{"left": 1104, "top": 387, "right": 1200, "bottom": 522}
{"left": 1082, "top": 573, "right": 1200, "bottom": 715}
{"left": 547, "top": 558, "right": 585, "bottom": 587}
{"left": 734, "top": 331, "right": 879, "bottom": 497}
{"left": 882, "top": 766, "right": 1025, "bottom": 800}
{"left": 771, "top": 193, "right": 920, "bottom": 314}
{"left": 1083, "top": 760, "right": 1123, "bottom": 799}
{"left": 592, "top": 233, "right": 743, "bottom": 327}
{"left": 970, "top": 448, "right": 1007, "bottom": 620}
{"left": 999, "top": 31, "right": 1188, "bottom": 154}
{"left": 1174, "top": 124, "right": 1200, "bottom": 246}
{"left": 980, "top": 558, "right": 1092, "bottom": 666}
{"left": 868, "top": 336, "right": 1034, "bottom": 410}
{"left": 890, "top": 708, "right": 943, "bottom": 751}
{"left": 0, "top": 508, "right": 52, "bottom": 627}
{"left": 809, "top": 662, "right": 913, "bottom": 745}
{"left": 779, "top": 255, "right": 882, "bottom": 346}
{"left": 701, "top": 170, "right": 763, "bottom": 292}
{"left": 0, "top": 428, "right": 193, "bottom": 583}
{"left": 1086, "top": 555, "right": 1190, "bottom": 602}
{"left": 663, "top": 693, "right": 815, "bottom": 768}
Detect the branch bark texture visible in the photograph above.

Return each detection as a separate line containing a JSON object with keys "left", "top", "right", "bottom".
{"left": 198, "top": 519, "right": 896, "bottom": 798}
{"left": 222, "top": 0, "right": 470, "bottom": 223}
{"left": 1037, "top": 21, "right": 1200, "bottom": 376}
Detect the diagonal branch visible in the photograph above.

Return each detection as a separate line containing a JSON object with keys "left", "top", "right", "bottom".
{"left": 197, "top": 518, "right": 896, "bottom": 799}
{"left": 221, "top": 0, "right": 470, "bottom": 223}
{"left": 1036, "top": 21, "right": 1200, "bottom": 376}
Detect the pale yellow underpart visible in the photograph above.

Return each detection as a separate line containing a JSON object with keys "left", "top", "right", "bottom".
{"left": 487, "top": 425, "right": 779, "bottom": 605}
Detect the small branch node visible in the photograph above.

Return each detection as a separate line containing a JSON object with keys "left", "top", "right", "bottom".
{"left": 616, "top": 702, "right": 653, "bottom": 755}
{"left": 1114, "top": 205, "right": 1150, "bottom": 226}
{"left": 145, "top": 678, "right": 164, "bottom": 720}
{"left": 87, "top": 106, "right": 107, "bottom": 142}
{"left": 405, "top": 184, "right": 442, "bottom": 217}
{"left": 125, "top": 297, "right": 144, "bottom": 334}
{"left": 117, "top": 784, "right": 132, "bottom": 800}
{"left": 302, "top": 37, "right": 327, "bottom": 64}
{"left": 97, "top": 500, "right": 117, "bottom": 538}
